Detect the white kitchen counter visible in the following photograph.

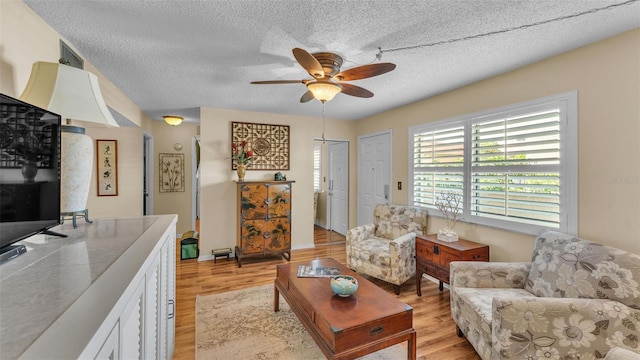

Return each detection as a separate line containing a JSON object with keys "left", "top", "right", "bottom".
{"left": 0, "top": 215, "right": 177, "bottom": 359}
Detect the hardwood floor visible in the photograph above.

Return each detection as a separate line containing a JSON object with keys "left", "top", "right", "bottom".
{"left": 174, "top": 227, "right": 481, "bottom": 360}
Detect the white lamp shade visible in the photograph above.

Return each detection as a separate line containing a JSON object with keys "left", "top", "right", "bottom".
{"left": 19, "top": 62, "right": 119, "bottom": 127}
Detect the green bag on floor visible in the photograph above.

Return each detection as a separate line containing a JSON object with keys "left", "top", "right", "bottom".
{"left": 180, "top": 237, "right": 199, "bottom": 260}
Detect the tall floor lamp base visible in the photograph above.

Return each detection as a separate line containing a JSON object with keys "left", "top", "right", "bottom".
{"left": 61, "top": 209, "right": 93, "bottom": 229}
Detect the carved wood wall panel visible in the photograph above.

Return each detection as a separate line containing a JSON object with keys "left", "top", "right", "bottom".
{"left": 231, "top": 121, "right": 289, "bottom": 170}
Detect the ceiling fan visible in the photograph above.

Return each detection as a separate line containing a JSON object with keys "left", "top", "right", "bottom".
{"left": 251, "top": 48, "right": 396, "bottom": 103}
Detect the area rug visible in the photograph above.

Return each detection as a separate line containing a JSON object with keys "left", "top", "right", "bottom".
{"left": 196, "top": 284, "right": 408, "bottom": 360}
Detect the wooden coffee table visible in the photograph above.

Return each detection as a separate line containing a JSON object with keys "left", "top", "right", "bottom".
{"left": 274, "top": 258, "right": 416, "bottom": 360}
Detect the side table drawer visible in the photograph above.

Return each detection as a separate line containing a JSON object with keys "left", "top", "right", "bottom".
{"left": 416, "top": 259, "right": 436, "bottom": 277}
{"left": 435, "top": 266, "right": 450, "bottom": 284}
{"left": 462, "top": 247, "right": 490, "bottom": 261}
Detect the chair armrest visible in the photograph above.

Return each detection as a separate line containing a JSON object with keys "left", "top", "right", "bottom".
{"left": 450, "top": 261, "right": 531, "bottom": 289}
{"left": 389, "top": 232, "right": 417, "bottom": 279}
{"left": 346, "top": 223, "right": 375, "bottom": 267}
{"left": 492, "top": 297, "right": 640, "bottom": 358}
{"left": 346, "top": 223, "right": 374, "bottom": 244}
{"left": 605, "top": 347, "right": 640, "bottom": 360}
{"left": 389, "top": 232, "right": 416, "bottom": 258}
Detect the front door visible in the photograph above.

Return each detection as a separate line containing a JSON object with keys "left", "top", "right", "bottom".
{"left": 328, "top": 141, "right": 348, "bottom": 235}
{"left": 357, "top": 130, "right": 392, "bottom": 226}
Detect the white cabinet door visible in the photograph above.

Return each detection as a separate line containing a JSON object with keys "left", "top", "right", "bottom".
{"left": 145, "top": 252, "right": 161, "bottom": 360}
{"left": 159, "top": 233, "right": 176, "bottom": 359}
{"left": 95, "top": 321, "right": 119, "bottom": 360}
{"left": 119, "top": 280, "right": 144, "bottom": 359}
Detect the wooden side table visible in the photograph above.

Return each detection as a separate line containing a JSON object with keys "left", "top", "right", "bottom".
{"left": 415, "top": 234, "right": 489, "bottom": 296}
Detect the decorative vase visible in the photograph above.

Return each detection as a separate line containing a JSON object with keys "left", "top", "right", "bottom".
{"left": 21, "top": 160, "right": 38, "bottom": 182}
{"left": 237, "top": 164, "right": 246, "bottom": 182}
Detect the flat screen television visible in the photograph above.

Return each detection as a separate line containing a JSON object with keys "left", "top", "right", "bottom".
{"left": 0, "top": 93, "right": 62, "bottom": 259}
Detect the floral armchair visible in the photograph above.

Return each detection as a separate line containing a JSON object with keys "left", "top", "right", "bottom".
{"left": 346, "top": 204, "right": 427, "bottom": 295}
{"left": 450, "top": 230, "right": 640, "bottom": 359}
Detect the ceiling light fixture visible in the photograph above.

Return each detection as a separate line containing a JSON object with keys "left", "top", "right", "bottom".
{"left": 307, "top": 80, "right": 342, "bottom": 103}
{"left": 163, "top": 115, "right": 183, "bottom": 126}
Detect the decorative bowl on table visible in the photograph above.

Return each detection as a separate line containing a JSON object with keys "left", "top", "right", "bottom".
{"left": 330, "top": 275, "right": 358, "bottom": 297}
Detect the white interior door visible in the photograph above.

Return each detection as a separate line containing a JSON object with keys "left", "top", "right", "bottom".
{"left": 357, "top": 130, "right": 392, "bottom": 226}
{"left": 328, "top": 141, "right": 348, "bottom": 235}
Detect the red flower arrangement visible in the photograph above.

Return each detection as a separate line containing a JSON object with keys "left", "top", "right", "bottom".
{"left": 232, "top": 140, "right": 253, "bottom": 166}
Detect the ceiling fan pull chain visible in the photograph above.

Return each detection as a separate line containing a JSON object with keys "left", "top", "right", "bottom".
{"left": 322, "top": 102, "right": 326, "bottom": 144}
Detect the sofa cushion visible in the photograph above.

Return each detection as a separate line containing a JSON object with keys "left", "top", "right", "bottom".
{"left": 454, "top": 287, "right": 537, "bottom": 326}
{"left": 349, "top": 236, "right": 391, "bottom": 268}
{"left": 373, "top": 204, "right": 426, "bottom": 239}
{"left": 526, "top": 231, "right": 640, "bottom": 309}
{"left": 452, "top": 287, "right": 536, "bottom": 360}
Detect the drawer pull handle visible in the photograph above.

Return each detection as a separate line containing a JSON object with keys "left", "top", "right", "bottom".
{"left": 433, "top": 245, "right": 440, "bottom": 255}
{"left": 370, "top": 326, "right": 383, "bottom": 336}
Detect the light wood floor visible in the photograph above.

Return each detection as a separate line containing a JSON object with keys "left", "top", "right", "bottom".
{"left": 174, "top": 227, "right": 481, "bottom": 360}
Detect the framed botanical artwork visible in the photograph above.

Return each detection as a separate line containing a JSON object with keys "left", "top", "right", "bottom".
{"left": 159, "top": 153, "right": 185, "bottom": 192}
{"left": 231, "top": 121, "right": 290, "bottom": 170}
{"left": 96, "top": 139, "right": 118, "bottom": 196}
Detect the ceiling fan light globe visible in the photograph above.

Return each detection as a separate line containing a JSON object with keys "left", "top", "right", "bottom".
{"left": 307, "top": 81, "right": 342, "bottom": 102}
{"left": 163, "top": 115, "right": 184, "bottom": 126}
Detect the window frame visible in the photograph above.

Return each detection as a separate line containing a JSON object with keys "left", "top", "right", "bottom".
{"left": 409, "top": 91, "right": 578, "bottom": 235}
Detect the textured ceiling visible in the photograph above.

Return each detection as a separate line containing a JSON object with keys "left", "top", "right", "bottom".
{"left": 23, "top": 0, "right": 640, "bottom": 123}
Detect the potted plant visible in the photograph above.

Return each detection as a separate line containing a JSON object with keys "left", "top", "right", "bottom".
{"left": 232, "top": 140, "right": 253, "bottom": 181}
{"left": 435, "top": 191, "right": 462, "bottom": 242}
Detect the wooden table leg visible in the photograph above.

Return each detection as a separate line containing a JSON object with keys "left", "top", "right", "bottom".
{"left": 274, "top": 283, "right": 280, "bottom": 312}
{"left": 407, "top": 330, "right": 417, "bottom": 360}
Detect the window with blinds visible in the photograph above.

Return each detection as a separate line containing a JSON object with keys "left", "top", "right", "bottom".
{"left": 409, "top": 92, "right": 577, "bottom": 235}
{"left": 412, "top": 125, "right": 464, "bottom": 207}
{"left": 313, "top": 145, "right": 321, "bottom": 191}
{"left": 471, "top": 110, "right": 560, "bottom": 228}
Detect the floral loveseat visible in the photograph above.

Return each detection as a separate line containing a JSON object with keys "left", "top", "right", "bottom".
{"left": 450, "top": 230, "right": 640, "bottom": 359}
{"left": 346, "top": 204, "right": 427, "bottom": 294}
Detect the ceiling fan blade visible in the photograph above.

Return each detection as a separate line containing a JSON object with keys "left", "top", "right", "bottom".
{"left": 292, "top": 48, "right": 324, "bottom": 79}
{"left": 300, "top": 90, "right": 315, "bottom": 103}
{"left": 340, "top": 83, "right": 374, "bottom": 98}
{"left": 250, "top": 80, "right": 305, "bottom": 84}
{"left": 335, "top": 63, "right": 396, "bottom": 81}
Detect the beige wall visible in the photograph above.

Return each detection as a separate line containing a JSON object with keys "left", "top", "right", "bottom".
{"left": 0, "top": 1, "right": 180, "bottom": 229}
{"left": 151, "top": 120, "right": 199, "bottom": 234}
{"left": 85, "top": 126, "right": 144, "bottom": 218}
{"left": 355, "top": 28, "right": 640, "bottom": 260}
{"left": 199, "top": 108, "right": 356, "bottom": 256}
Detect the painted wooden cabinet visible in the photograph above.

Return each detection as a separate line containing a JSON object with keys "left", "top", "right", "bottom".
{"left": 4, "top": 216, "right": 177, "bottom": 359}
{"left": 235, "top": 181, "right": 294, "bottom": 267}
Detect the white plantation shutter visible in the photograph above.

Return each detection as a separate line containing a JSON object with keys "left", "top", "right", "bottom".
{"left": 313, "top": 145, "right": 321, "bottom": 191}
{"left": 471, "top": 109, "right": 560, "bottom": 227}
{"left": 409, "top": 92, "right": 577, "bottom": 235}
{"left": 412, "top": 124, "right": 464, "bottom": 207}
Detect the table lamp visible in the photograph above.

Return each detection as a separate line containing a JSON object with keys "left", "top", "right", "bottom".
{"left": 19, "top": 61, "right": 119, "bottom": 227}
